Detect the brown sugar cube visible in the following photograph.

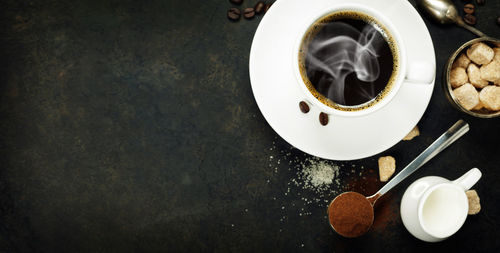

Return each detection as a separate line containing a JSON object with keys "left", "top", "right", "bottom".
{"left": 479, "top": 85, "right": 500, "bottom": 111}
{"left": 472, "top": 100, "right": 484, "bottom": 110}
{"left": 493, "top": 47, "right": 500, "bottom": 62}
{"left": 378, "top": 156, "right": 395, "bottom": 182}
{"left": 449, "top": 67, "right": 468, "bottom": 88}
{"left": 402, "top": 126, "right": 420, "bottom": 141}
{"left": 467, "top": 64, "right": 489, "bottom": 88}
{"left": 452, "top": 83, "right": 479, "bottom": 110}
{"left": 452, "top": 53, "right": 471, "bottom": 69}
{"left": 467, "top": 42, "right": 494, "bottom": 65}
{"left": 480, "top": 61, "right": 500, "bottom": 82}
{"left": 466, "top": 190, "right": 480, "bottom": 215}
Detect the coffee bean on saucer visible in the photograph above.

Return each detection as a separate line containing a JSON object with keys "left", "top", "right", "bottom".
{"left": 230, "top": 0, "right": 243, "bottom": 5}
{"left": 265, "top": 3, "right": 273, "bottom": 13}
{"left": 255, "top": 1, "right": 266, "bottom": 14}
{"left": 463, "top": 14, "right": 477, "bottom": 25}
{"left": 227, "top": 8, "right": 241, "bottom": 21}
{"left": 319, "top": 112, "right": 329, "bottom": 126}
{"left": 299, "top": 101, "right": 310, "bottom": 113}
{"left": 476, "top": 0, "right": 485, "bottom": 5}
{"left": 243, "top": 7, "right": 255, "bottom": 19}
{"left": 463, "top": 4, "right": 475, "bottom": 14}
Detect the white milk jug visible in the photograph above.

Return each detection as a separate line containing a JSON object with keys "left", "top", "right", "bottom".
{"left": 400, "top": 168, "right": 482, "bottom": 242}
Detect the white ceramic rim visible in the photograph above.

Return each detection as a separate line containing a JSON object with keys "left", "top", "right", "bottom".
{"left": 417, "top": 183, "right": 469, "bottom": 239}
{"left": 291, "top": 3, "right": 407, "bottom": 117}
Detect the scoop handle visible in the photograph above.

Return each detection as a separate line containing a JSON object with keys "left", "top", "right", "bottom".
{"left": 373, "top": 120, "right": 469, "bottom": 198}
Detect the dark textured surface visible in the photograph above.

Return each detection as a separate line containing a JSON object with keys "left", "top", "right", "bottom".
{"left": 1, "top": 0, "right": 499, "bottom": 252}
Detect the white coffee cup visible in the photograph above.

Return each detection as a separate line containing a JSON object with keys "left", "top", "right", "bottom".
{"left": 400, "top": 168, "right": 482, "bottom": 242}
{"left": 292, "top": 3, "right": 435, "bottom": 118}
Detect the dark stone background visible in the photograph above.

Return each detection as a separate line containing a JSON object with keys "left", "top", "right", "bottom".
{"left": 1, "top": 0, "right": 499, "bottom": 252}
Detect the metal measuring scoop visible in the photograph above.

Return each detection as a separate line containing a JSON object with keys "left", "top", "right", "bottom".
{"left": 328, "top": 120, "right": 469, "bottom": 238}
{"left": 417, "top": 0, "right": 486, "bottom": 37}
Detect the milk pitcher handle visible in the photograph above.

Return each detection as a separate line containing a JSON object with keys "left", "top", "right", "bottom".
{"left": 452, "top": 168, "right": 482, "bottom": 191}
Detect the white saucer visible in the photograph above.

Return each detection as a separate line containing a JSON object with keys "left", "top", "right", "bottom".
{"left": 249, "top": 0, "right": 435, "bottom": 161}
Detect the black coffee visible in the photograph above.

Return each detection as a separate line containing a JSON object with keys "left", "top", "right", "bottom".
{"left": 299, "top": 11, "right": 398, "bottom": 110}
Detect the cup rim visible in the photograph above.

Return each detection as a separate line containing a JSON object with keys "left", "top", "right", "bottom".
{"left": 292, "top": 3, "right": 407, "bottom": 117}
{"left": 417, "top": 183, "right": 469, "bottom": 239}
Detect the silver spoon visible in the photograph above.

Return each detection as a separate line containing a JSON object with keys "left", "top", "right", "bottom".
{"left": 417, "top": 0, "right": 486, "bottom": 37}
{"left": 328, "top": 120, "right": 469, "bottom": 238}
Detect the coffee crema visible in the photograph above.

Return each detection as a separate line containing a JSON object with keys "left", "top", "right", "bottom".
{"left": 298, "top": 10, "right": 399, "bottom": 111}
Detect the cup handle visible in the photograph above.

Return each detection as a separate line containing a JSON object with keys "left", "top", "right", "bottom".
{"left": 405, "top": 60, "right": 435, "bottom": 84}
{"left": 452, "top": 168, "right": 482, "bottom": 191}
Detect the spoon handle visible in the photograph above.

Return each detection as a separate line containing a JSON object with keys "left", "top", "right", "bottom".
{"left": 455, "top": 18, "right": 487, "bottom": 37}
{"left": 374, "top": 120, "right": 469, "bottom": 197}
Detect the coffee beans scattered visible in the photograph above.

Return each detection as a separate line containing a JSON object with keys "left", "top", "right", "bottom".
{"left": 243, "top": 7, "right": 255, "bottom": 19}
{"left": 227, "top": 1, "right": 273, "bottom": 22}
{"left": 255, "top": 1, "right": 266, "bottom": 14}
{"left": 227, "top": 8, "right": 241, "bottom": 21}
{"left": 463, "top": 14, "right": 477, "bottom": 25}
{"left": 319, "top": 112, "right": 329, "bottom": 126}
{"left": 463, "top": 4, "right": 475, "bottom": 14}
{"left": 299, "top": 101, "right": 310, "bottom": 113}
{"left": 230, "top": 0, "right": 243, "bottom": 5}
{"left": 460, "top": 0, "right": 499, "bottom": 27}
{"left": 461, "top": 2, "right": 476, "bottom": 25}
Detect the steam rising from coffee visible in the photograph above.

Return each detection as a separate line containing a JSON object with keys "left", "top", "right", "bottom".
{"left": 305, "top": 21, "right": 387, "bottom": 105}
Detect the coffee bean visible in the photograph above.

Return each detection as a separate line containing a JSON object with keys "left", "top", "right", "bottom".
{"left": 227, "top": 8, "right": 241, "bottom": 21}
{"left": 299, "top": 101, "right": 310, "bottom": 113}
{"left": 463, "top": 4, "right": 475, "bottom": 14}
{"left": 255, "top": 1, "right": 266, "bottom": 14}
{"left": 476, "top": 0, "right": 485, "bottom": 5}
{"left": 229, "top": 0, "right": 243, "bottom": 5}
{"left": 319, "top": 112, "right": 329, "bottom": 126}
{"left": 497, "top": 16, "right": 500, "bottom": 26}
{"left": 243, "top": 8, "right": 255, "bottom": 19}
{"left": 265, "top": 3, "right": 273, "bottom": 13}
{"left": 463, "top": 14, "right": 477, "bottom": 25}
